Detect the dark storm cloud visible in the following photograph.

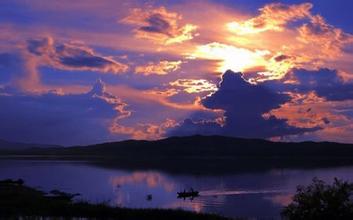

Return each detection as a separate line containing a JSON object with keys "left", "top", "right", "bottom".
{"left": 0, "top": 80, "right": 129, "bottom": 146}
{"left": 169, "top": 70, "right": 318, "bottom": 138}
{"left": 168, "top": 118, "right": 223, "bottom": 137}
{"left": 292, "top": 69, "right": 353, "bottom": 101}
{"left": 268, "top": 68, "right": 353, "bottom": 101}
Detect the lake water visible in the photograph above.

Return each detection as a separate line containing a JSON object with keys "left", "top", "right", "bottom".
{"left": 1, "top": 159, "right": 353, "bottom": 219}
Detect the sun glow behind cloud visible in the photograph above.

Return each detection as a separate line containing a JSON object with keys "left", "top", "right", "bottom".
{"left": 190, "top": 42, "right": 269, "bottom": 73}
{"left": 226, "top": 21, "right": 266, "bottom": 35}
{"left": 188, "top": 42, "right": 294, "bottom": 81}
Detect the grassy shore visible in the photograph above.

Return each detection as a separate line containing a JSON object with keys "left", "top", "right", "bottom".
{"left": 0, "top": 179, "right": 229, "bottom": 220}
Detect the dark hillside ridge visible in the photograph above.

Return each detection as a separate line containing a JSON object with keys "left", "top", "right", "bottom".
{"left": 3, "top": 135, "right": 353, "bottom": 159}
{"left": 0, "top": 139, "right": 61, "bottom": 150}
{"left": 2, "top": 135, "right": 353, "bottom": 174}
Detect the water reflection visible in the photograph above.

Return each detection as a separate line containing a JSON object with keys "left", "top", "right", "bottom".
{"left": 1, "top": 159, "right": 353, "bottom": 218}
{"left": 110, "top": 171, "right": 175, "bottom": 192}
{"left": 265, "top": 194, "right": 293, "bottom": 206}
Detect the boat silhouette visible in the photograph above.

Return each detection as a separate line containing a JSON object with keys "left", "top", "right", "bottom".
{"left": 177, "top": 188, "right": 199, "bottom": 199}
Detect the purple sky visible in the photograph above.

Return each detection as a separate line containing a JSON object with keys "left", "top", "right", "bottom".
{"left": 0, "top": 0, "right": 353, "bottom": 145}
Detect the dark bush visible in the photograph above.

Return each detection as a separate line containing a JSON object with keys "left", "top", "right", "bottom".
{"left": 282, "top": 177, "right": 353, "bottom": 219}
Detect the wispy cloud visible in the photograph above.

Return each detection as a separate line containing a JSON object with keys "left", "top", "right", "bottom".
{"left": 135, "top": 60, "right": 182, "bottom": 75}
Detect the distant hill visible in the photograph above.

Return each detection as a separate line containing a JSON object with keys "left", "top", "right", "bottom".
{"left": 2, "top": 135, "right": 353, "bottom": 173}
{"left": 3, "top": 135, "right": 353, "bottom": 158}
{"left": 0, "top": 139, "right": 61, "bottom": 150}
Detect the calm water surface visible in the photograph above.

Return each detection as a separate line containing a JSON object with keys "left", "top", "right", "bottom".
{"left": 1, "top": 159, "right": 353, "bottom": 219}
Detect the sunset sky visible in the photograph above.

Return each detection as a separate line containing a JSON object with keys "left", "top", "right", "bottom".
{"left": 1, "top": 0, "right": 353, "bottom": 145}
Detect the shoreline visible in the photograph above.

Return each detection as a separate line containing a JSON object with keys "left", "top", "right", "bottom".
{"left": 0, "top": 179, "right": 230, "bottom": 220}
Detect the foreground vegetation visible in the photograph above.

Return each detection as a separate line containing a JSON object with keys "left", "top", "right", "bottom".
{"left": 0, "top": 179, "right": 228, "bottom": 220}
{"left": 283, "top": 178, "right": 353, "bottom": 219}
{"left": 3, "top": 177, "right": 353, "bottom": 219}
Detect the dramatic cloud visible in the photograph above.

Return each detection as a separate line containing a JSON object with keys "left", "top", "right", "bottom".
{"left": 223, "top": 2, "right": 353, "bottom": 82}
{"left": 0, "top": 80, "right": 130, "bottom": 145}
{"left": 0, "top": 36, "right": 129, "bottom": 92}
{"left": 270, "top": 92, "right": 353, "bottom": 143}
{"left": 135, "top": 60, "right": 182, "bottom": 75}
{"left": 270, "top": 68, "right": 353, "bottom": 101}
{"left": 27, "top": 37, "right": 128, "bottom": 74}
{"left": 298, "top": 15, "right": 353, "bottom": 58}
{"left": 255, "top": 67, "right": 353, "bottom": 143}
{"left": 227, "top": 3, "right": 312, "bottom": 34}
{"left": 270, "top": 92, "right": 348, "bottom": 128}
{"left": 170, "top": 70, "right": 318, "bottom": 138}
{"left": 122, "top": 6, "right": 198, "bottom": 45}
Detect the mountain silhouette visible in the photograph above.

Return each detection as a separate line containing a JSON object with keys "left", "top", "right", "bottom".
{"left": 2, "top": 135, "right": 353, "bottom": 173}
{"left": 0, "top": 139, "right": 60, "bottom": 150}
{"left": 2, "top": 135, "right": 353, "bottom": 158}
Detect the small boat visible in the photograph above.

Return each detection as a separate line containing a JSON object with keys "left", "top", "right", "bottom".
{"left": 177, "top": 188, "right": 199, "bottom": 199}
{"left": 146, "top": 194, "right": 153, "bottom": 201}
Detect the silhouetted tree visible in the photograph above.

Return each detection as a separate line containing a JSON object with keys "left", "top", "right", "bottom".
{"left": 282, "top": 178, "right": 353, "bottom": 219}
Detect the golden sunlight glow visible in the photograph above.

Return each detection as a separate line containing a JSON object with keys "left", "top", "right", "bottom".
{"left": 190, "top": 42, "right": 269, "bottom": 73}
{"left": 170, "top": 79, "right": 217, "bottom": 93}
{"left": 226, "top": 21, "right": 270, "bottom": 35}
{"left": 165, "top": 24, "right": 198, "bottom": 45}
{"left": 257, "top": 56, "right": 296, "bottom": 81}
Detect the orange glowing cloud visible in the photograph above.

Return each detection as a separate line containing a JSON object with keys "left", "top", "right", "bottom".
{"left": 121, "top": 6, "right": 198, "bottom": 45}
{"left": 268, "top": 91, "right": 353, "bottom": 143}
{"left": 227, "top": 3, "right": 312, "bottom": 35}
{"left": 255, "top": 54, "right": 296, "bottom": 81}
{"left": 135, "top": 60, "right": 182, "bottom": 75}
{"left": 110, "top": 118, "right": 178, "bottom": 140}
{"left": 169, "top": 79, "right": 217, "bottom": 94}
{"left": 298, "top": 15, "right": 353, "bottom": 58}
